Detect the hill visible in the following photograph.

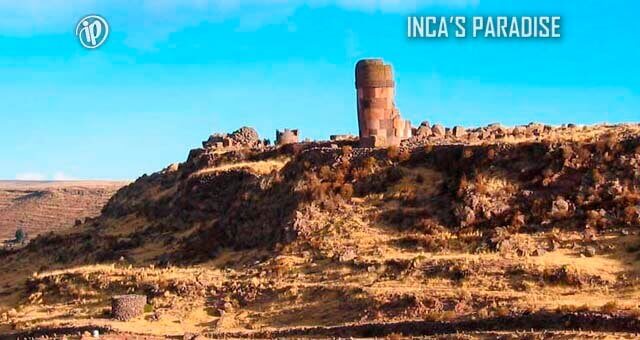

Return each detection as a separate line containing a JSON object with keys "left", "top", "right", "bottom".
{"left": 1, "top": 124, "right": 640, "bottom": 338}
{"left": 0, "top": 181, "right": 127, "bottom": 242}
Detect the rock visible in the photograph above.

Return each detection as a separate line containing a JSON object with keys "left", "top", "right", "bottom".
{"left": 551, "top": 197, "right": 571, "bottom": 217}
{"left": 202, "top": 126, "right": 262, "bottom": 149}
{"left": 452, "top": 126, "right": 466, "bottom": 137}
{"left": 533, "top": 248, "right": 546, "bottom": 256}
{"left": 461, "top": 206, "right": 475, "bottom": 226}
{"left": 583, "top": 246, "right": 597, "bottom": 257}
{"left": 229, "top": 126, "right": 260, "bottom": 145}
{"left": 163, "top": 163, "right": 179, "bottom": 173}
{"left": 339, "top": 248, "right": 357, "bottom": 262}
{"left": 419, "top": 120, "right": 430, "bottom": 127}
{"left": 416, "top": 125, "right": 431, "bottom": 137}
{"left": 512, "top": 213, "right": 526, "bottom": 227}
{"left": 431, "top": 124, "right": 445, "bottom": 136}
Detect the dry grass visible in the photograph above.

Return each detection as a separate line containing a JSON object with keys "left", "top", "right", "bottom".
{"left": 3, "top": 124, "right": 640, "bottom": 337}
{"left": 0, "top": 181, "right": 126, "bottom": 242}
{"left": 192, "top": 158, "right": 290, "bottom": 177}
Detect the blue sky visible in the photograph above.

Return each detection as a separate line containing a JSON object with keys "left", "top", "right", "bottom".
{"left": 1, "top": 0, "right": 638, "bottom": 180}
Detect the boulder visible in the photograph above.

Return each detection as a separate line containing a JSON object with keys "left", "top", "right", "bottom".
{"left": 452, "top": 126, "right": 466, "bottom": 137}
{"left": 551, "top": 197, "right": 571, "bottom": 218}
{"left": 431, "top": 124, "right": 445, "bottom": 137}
{"left": 416, "top": 125, "right": 431, "bottom": 137}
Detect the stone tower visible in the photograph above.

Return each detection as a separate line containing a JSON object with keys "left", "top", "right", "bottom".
{"left": 276, "top": 129, "right": 299, "bottom": 145}
{"left": 355, "top": 59, "right": 411, "bottom": 147}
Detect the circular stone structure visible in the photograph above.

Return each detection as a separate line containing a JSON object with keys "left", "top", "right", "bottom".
{"left": 111, "top": 294, "right": 147, "bottom": 321}
{"left": 355, "top": 59, "right": 411, "bottom": 147}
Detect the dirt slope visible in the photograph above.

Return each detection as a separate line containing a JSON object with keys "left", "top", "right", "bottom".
{"left": 1, "top": 124, "right": 640, "bottom": 338}
{"left": 0, "top": 181, "right": 127, "bottom": 242}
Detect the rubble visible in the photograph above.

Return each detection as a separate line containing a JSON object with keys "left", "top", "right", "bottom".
{"left": 202, "top": 126, "right": 265, "bottom": 150}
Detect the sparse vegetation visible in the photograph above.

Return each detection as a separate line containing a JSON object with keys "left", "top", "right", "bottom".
{"left": 14, "top": 228, "right": 26, "bottom": 243}
{"left": 2, "top": 124, "right": 640, "bottom": 337}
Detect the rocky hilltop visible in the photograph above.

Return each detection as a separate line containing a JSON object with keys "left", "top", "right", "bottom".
{"left": 1, "top": 123, "right": 640, "bottom": 338}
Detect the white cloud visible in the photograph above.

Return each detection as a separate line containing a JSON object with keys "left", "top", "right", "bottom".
{"left": 15, "top": 172, "right": 46, "bottom": 181}
{"left": 14, "top": 171, "right": 76, "bottom": 181}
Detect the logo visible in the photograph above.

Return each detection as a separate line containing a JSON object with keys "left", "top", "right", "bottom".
{"left": 76, "top": 15, "right": 109, "bottom": 49}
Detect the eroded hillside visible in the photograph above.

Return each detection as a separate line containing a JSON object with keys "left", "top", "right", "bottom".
{"left": 1, "top": 124, "right": 640, "bottom": 338}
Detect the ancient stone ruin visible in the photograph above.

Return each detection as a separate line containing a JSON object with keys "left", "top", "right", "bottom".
{"left": 202, "top": 126, "right": 265, "bottom": 150}
{"left": 355, "top": 59, "right": 412, "bottom": 147}
{"left": 111, "top": 294, "right": 147, "bottom": 321}
{"left": 330, "top": 134, "right": 357, "bottom": 141}
{"left": 276, "top": 129, "right": 299, "bottom": 145}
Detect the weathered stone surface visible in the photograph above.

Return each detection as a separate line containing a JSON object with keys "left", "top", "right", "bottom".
{"left": 551, "top": 197, "right": 571, "bottom": 218}
{"left": 583, "top": 246, "right": 597, "bottom": 257}
{"left": 330, "top": 134, "right": 356, "bottom": 141}
{"left": 452, "top": 126, "right": 466, "bottom": 137}
{"left": 111, "top": 294, "right": 147, "bottom": 321}
{"left": 416, "top": 125, "right": 431, "bottom": 137}
{"left": 276, "top": 129, "right": 299, "bottom": 145}
{"left": 203, "top": 127, "right": 263, "bottom": 150}
{"left": 355, "top": 59, "right": 411, "bottom": 147}
{"left": 431, "top": 124, "right": 445, "bottom": 136}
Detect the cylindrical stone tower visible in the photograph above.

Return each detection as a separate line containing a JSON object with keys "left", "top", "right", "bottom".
{"left": 355, "top": 59, "right": 411, "bottom": 147}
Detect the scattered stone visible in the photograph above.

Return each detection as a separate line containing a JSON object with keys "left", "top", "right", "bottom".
{"left": 583, "top": 246, "right": 597, "bottom": 257}
{"left": 533, "top": 248, "right": 546, "bottom": 256}
{"left": 339, "top": 248, "right": 357, "bottom": 262}
{"left": 330, "top": 134, "right": 356, "bottom": 141}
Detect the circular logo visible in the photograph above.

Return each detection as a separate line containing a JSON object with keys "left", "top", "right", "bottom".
{"left": 76, "top": 15, "right": 109, "bottom": 49}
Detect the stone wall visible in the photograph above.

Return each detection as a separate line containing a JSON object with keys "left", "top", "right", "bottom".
{"left": 355, "top": 59, "right": 412, "bottom": 147}
{"left": 276, "top": 129, "right": 299, "bottom": 145}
